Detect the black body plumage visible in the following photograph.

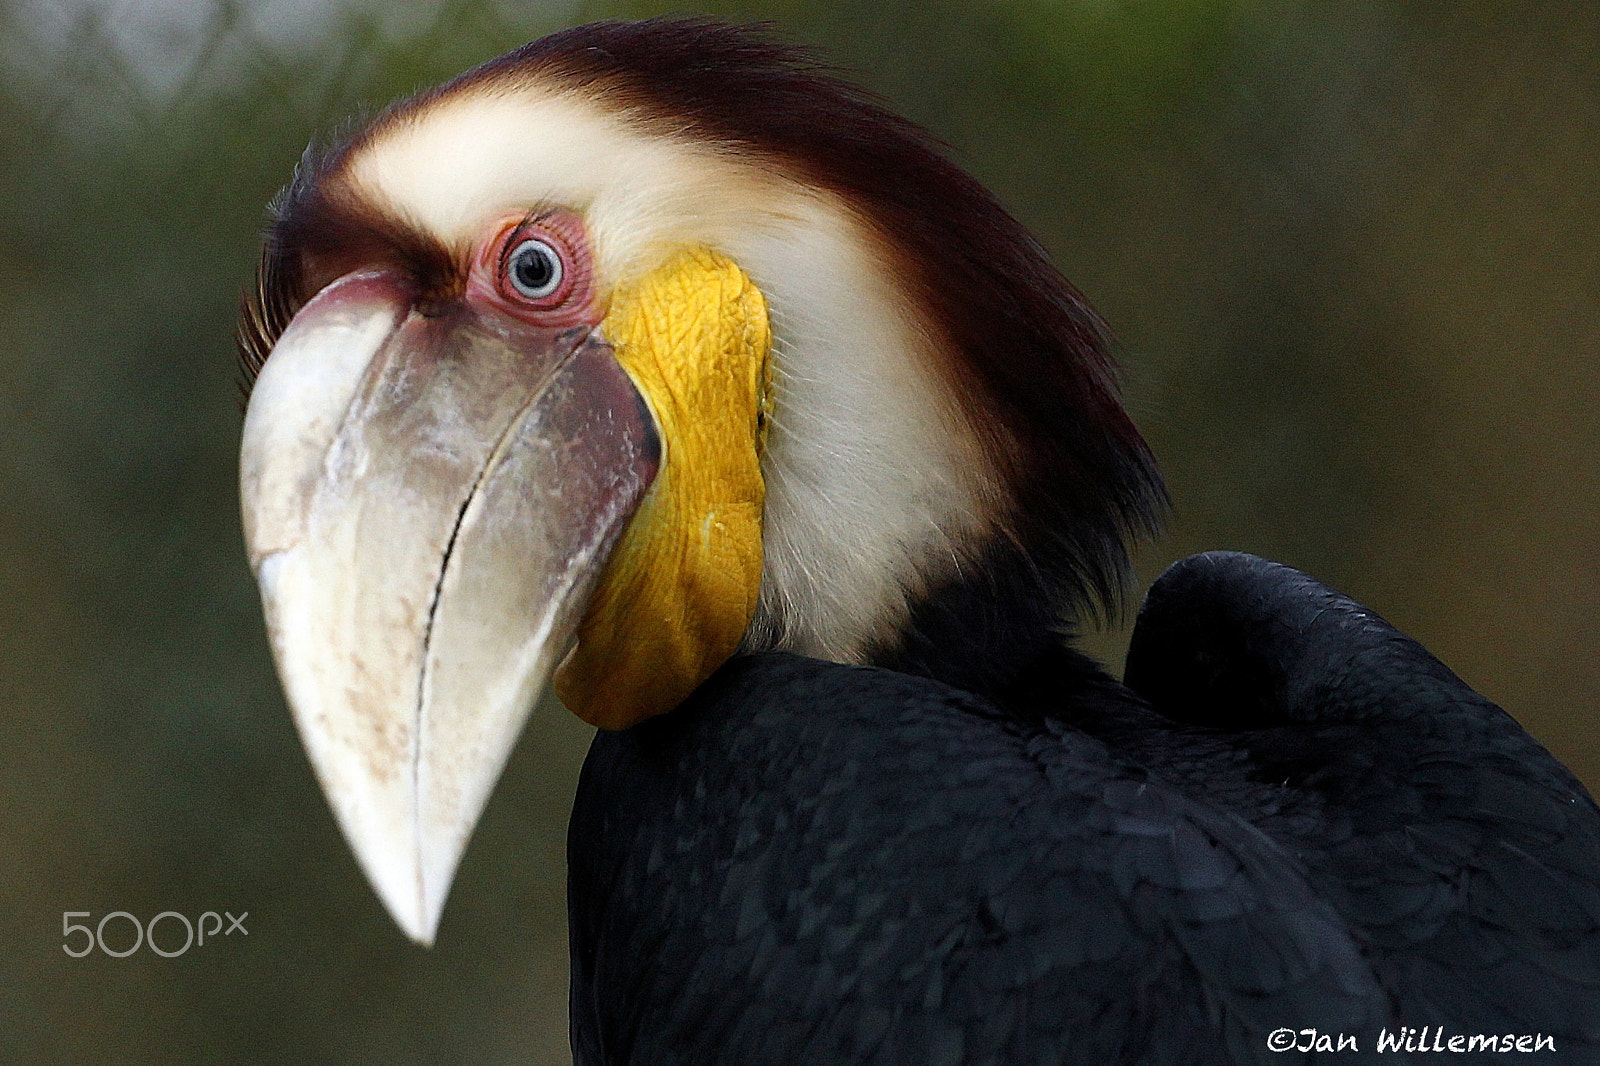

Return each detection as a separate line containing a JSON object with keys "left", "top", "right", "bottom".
{"left": 569, "top": 553, "right": 1600, "bottom": 1064}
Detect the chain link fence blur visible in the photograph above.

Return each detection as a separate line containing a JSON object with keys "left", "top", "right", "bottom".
{"left": 3, "top": 1, "right": 1599, "bottom": 1062}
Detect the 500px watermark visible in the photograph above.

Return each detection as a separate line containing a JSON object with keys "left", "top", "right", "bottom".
{"left": 62, "top": 911, "right": 247, "bottom": 958}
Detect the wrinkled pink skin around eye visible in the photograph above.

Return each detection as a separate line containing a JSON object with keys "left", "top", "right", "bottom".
{"left": 464, "top": 210, "right": 602, "bottom": 331}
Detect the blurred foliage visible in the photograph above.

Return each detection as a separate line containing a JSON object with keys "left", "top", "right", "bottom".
{"left": 2, "top": 0, "right": 1597, "bottom": 1061}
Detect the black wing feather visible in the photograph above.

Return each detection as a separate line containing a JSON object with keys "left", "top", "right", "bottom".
{"left": 567, "top": 553, "right": 1600, "bottom": 1063}
{"left": 1125, "top": 552, "right": 1600, "bottom": 1047}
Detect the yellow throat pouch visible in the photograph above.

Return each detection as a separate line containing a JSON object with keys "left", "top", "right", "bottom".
{"left": 555, "top": 247, "right": 772, "bottom": 728}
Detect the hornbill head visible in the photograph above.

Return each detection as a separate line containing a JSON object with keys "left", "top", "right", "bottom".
{"left": 239, "top": 18, "right": 1162, "bottom": 944}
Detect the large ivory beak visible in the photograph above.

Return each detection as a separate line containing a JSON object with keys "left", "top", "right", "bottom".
{"left": 240, "top": 272, "right": 659, "bottom": 944}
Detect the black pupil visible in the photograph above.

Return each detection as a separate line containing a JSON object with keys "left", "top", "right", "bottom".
{"left": 513, "top": 243, "right": 556, "bottom": 294}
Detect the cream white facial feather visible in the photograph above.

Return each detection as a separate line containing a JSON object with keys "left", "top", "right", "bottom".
{"left": 343, "top": 86, "right": 999, "bottom": 661}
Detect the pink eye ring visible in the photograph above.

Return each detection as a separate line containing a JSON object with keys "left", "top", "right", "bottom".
{"left": 472, "top": 212, "right": 595, "bottom": 329}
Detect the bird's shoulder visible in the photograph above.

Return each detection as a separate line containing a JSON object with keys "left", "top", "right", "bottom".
{"left": 1117, "top": 552, "right": 1600, "bottom": 1047}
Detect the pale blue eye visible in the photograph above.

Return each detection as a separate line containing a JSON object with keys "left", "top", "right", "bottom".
{"left": 507, "top": 238, "right": 562, "bottom": 299}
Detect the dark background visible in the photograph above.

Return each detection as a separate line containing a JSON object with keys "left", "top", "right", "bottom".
{"left": 3, "top": 1, "right": 1597, "bottom": 1061}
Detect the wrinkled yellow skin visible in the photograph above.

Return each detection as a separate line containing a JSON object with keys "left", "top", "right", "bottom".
{"left": 554, "top": 247, "right": 773, "bottom": 728}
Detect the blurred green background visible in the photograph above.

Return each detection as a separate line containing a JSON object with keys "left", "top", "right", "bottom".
{"left": 2, "top": 0, "right": 1597, "bottom": 1061}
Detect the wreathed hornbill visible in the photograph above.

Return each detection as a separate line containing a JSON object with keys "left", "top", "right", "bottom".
{"left": 237, "top": 18, "right": 1600, "bottom": 1063}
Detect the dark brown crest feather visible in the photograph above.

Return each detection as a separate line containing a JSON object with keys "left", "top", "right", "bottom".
{"left": 236, "top": 123, "right": 455, "bottom": 398}
{"left": 237, "top": 142, "right": 324, "bottom": 393}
